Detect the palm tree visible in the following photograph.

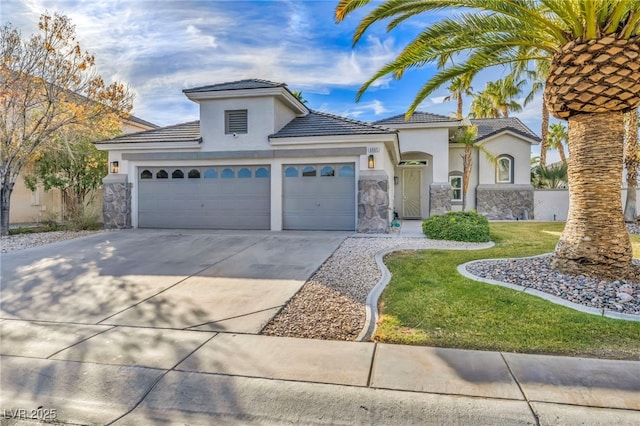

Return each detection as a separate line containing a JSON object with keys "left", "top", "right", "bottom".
{"left": 533, "top": 163, "right": 568, "bottom": 189}
{"left": 548, "top": 123, "right": 568, "bottom": 165}
{"left": 291, "top": 90, "right": 308, "bottom": 104}
{"left": 443, "top": 75, "right": 473, "bottom": 118}
{"left": 336, "top": 0, "right": 640, "bottom": 279}
{"left": 516, "top": 60, "right": 551, "bottom": 167}
{"left": 623, "top": 108, "right": 639, "bottom": 222}
{"left": 484, "top": 76, "right": 525, "bottom": 118}
{"left": 451, "top": 124, "right": 478, "bottom": 210}
{"left": 469, "top": 90, "right": 498, "bottom": 118}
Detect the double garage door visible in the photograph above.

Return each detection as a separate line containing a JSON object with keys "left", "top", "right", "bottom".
{"left": 138, "top": 163, "right": 355, "bottom": 230}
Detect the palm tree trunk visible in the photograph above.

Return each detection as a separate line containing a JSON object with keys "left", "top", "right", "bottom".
{"left": 539, "top": 103, "right": 549, "bottom": 168}
{"left": 462, "top": 144, "right": 472, "bottom": 211}
{"left": 551, "top": 112, "right": 634, "bottom": 279}
{"left": 557, "top": 143, "right": 567, "bottom": 165}
{"left": 457, "top": 96, "right": 463, "bottom": 119}
{"left": 623, "top": 109, "right": 638, "bottom": 222}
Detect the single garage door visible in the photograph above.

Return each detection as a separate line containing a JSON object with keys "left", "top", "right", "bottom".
{"left": 283, "top": 163, "right": 355, "bottom": 231}
{"left": 138, "top": 166, "right": 270, "bottom": 229}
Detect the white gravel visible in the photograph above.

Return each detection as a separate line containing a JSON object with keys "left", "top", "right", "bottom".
{"left": 1, "top": 230, "right": 104, "bottom": 253}
{"left": 262, "top": 236, "right": 490, "bottom": 340}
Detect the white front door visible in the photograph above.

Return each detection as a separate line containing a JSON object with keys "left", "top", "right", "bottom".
{"left": 402, "top": 169, "right": 422, "bottom": 218}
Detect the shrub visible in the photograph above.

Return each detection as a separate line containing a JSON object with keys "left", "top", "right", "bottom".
{"left": 422, "top": 211, "right": 491, "bottom": 242}
{"left": 67, "top": 209, "right": 101, "bottom": 231}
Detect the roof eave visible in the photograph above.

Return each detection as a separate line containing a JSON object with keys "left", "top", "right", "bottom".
{"left": 94, "top": 140, "right": 202, "bottom": 151}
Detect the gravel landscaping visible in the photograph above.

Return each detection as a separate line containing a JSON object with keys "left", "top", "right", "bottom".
{"left": 1, "top": 230, "right": 104, "bottom": 253}
{"left": 465, "top": 255, "right": 640, "bottom": 315}
{"left": 262, "top": 237, "right": 491, "bottom": 340}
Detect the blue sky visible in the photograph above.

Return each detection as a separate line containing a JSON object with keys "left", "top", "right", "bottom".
{"left": 2, "top": 0, "right": 550, "bottom": 158}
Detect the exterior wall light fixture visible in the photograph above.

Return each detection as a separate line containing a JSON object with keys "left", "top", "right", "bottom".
{"left": 110, "top": 161, "right": 119, "bottom": 174}
{"left": 368, "top": 154, "right": 375, "bottom": 169}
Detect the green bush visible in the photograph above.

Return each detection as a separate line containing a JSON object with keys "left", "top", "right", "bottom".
{"left": 422, "top": 211, "right": 491, "bottom": 242}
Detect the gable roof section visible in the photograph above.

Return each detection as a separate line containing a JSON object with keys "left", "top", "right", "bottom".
{"left": 470, "top": 117, "right": 540, "bottom": 143}
{"left": 126, "top": 114, "right": 160, "bottom": 129}
{"left": 270, "top": 110, "right": 396, "bottom": 138}
{"left": 183, "top": 79, "right": 286, "bottom": 94}
{"left": 96, "top": 121, "right": 200, "bottom": 144}
{"left": 374, "top": 111, "right": 457, "bottom": 125}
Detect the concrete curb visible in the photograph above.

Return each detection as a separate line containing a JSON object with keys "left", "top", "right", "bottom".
{"left": 458, "top": 255, "right": 640, "bottom": 323}
{"left": 357, "top": 241, "right": 495, "bottom": 342}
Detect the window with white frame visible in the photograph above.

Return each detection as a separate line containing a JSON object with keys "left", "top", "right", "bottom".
{"left": 496, "top": 155, "right": 514, "bottom": 183}
{"left": 450, "top": 175, "right": 463, "bottom": 202}
{"left": 225, "top": 109, "right": 248, "bottom": 134}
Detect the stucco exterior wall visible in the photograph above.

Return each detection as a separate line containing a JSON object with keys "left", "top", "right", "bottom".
{"left": 478, "top": 134, "right": 532, "bottom": 185}
{"left": 534, "top": 188, "right": 640, "bottom": 221}
{"left": 199, "top": 97, "right": 275, "bottom": 151}
{"left": 274, "top": 98, "right": 298, "bottom": 133}
{"left": 398, "top": 128, "right": 449, "bottom": 182}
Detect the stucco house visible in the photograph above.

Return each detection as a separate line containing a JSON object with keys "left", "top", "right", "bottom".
{"left": 9, "top": 115, "right": 159, "bottom": 224}
{"left": 95, "top": 79, "right": 539, "bottom": 233}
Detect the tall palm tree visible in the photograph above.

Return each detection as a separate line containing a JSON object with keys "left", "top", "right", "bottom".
{"left": 336, "top": 0, "right": 640, "bottom": 279}
{"left": 623, "top": 108, "right": 639, "bottom": 222}
{"left": 515, "top": 60, "right": 551, "bottom": 167}
{"left": 484, "top": 76, "right": 525, "bottom": 117}
{"left": 451, "top": 124, "right": 477, "bottom": 210}
{"left": 469, "top": 77, "right": 524, "bottom": 118}
{"left": 469, "top": 90, "right": 498, "bottom": 118}
{"left": 443, "top": 75, "right": 473, "bottom": 118}
{"left": 548, "top": 123, "right": 568, "bottom": 165}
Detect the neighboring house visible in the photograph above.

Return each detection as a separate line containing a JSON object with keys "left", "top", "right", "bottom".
{"left": 95, "top": 79, "right": 539, "bottom": 233}
{"left": 10, "top": 115, "right": 159, "bottom": 224}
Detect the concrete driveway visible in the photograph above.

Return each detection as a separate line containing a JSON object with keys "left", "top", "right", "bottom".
{"left": 0, "top": 229, "right": 348, "bottom": 333}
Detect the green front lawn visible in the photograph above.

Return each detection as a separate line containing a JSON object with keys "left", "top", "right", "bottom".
{"left": 376, "top": 222, "right": 640, "bottom": 360}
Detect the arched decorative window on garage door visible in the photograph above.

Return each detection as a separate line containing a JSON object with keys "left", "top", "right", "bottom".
{"left": 140, "top": 170, "right": 152, "bottom": 179}
{"left": 156, "top": 170, "right": 168, "bottom": 179}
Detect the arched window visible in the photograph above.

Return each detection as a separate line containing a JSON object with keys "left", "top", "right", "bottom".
{"left": 321, "top": 166, "right": 335, "bottom": 177}
{"left": 284, "top": 167, "right": 298, "bottom": 178}
{"left": 204, "top": 168, "right": 217, "bottom": 179}
{"left": 339, "top": 165, "right": 355, "bottom": 177}
{"left": 449, "top": 174, "right": 463, "bottom": 202}
{"left": 188, "top": 169, "right": 201, "bottom": 179}
{"left": 221, "top": 168, "right": 235, "bottom": 179}
{"left": 172, "top": 169, "right": 184, "bottom": 179}
{"left": 255, "top": 167, "right": 269, "bottom": 178}
{"left": 496, "top": 155, "right": 514, "bottom": 184}
{"left": 140, "top": 170, "right": 152, "bottom": 180}
{"left": 238, "top": 167, "right": 252, "bottom": 178}
{"left": 156, "top": 170, "right": 168, "bottom": 179}
{"left": 302, "top": 166, "right": 316, "bottom": 177}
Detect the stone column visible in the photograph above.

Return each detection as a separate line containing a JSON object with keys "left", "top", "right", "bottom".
{"left": 429, "top": 182, "right": 452, "bottom": 216}
{"left": 102, "top": 174, "right": 131, "bottom": 229}
{"left": 358, "top": 171, "right": 390, "bottom": 233}
{"left": 476, "top": 185, "right": 534, "bottom": 220}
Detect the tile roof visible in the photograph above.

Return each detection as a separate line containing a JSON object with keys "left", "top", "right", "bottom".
{"left": 96, "top": 121, "right": 201, "bottom": 144}
{"left": 374, "top": 111, "right": 458, "bottom": 125}
{"left": 183, "top": 79, "right": 286, "bottom": 93}
{"left": 127, "top": 114, "right": 160, "bottom": 129}
{"left": 270, "top": 111, "right": 396, "bottom": 138}
{"left": 470, "top": 117, "right": 540, "bottom": 142}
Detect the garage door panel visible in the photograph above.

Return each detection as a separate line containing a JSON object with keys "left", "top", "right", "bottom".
{"left": 139, "top": 166, "right": 270, "bottom": 229}
{"left": 283, "top": 163, "right": 356, "bottom": 231}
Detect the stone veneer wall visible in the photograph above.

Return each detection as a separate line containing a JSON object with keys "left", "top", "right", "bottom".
{"left": 476, "top": 185, "right": 534, "bottom": 220}
{"left": 102, "top": 174, "right": 131, "bottom": 229}
{"left": 429, "top": 183, "right": 452, "bottom": 216}
{"left": 358, "top": 171, "right": 389, "bottom": 233}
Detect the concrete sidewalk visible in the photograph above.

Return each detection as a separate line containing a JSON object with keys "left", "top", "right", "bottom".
{"left": 1, "top": 324, "right": 638, "bottom": 425}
